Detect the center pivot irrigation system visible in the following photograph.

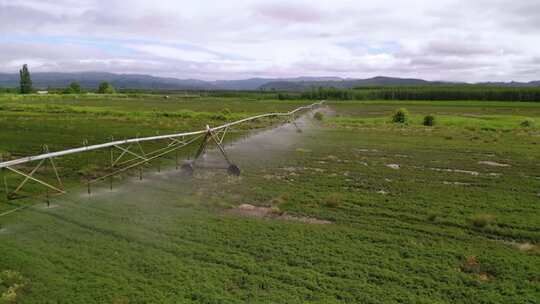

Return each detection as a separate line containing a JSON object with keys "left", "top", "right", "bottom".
{"left": 0, "top": 101, "right": 325, "bottom": 201}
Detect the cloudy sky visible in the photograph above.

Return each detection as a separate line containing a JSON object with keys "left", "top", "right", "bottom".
{"left": 1, "top": 0, "right": 539, "bottom": 81}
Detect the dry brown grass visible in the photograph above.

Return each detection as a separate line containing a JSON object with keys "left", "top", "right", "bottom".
{"left": 471, "top": 214, "right": 496, "bottom": 228}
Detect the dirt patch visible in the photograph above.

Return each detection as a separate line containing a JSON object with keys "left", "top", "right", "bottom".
{"left": 41, "top": 204, "right": 60, "bottom": 210}
{"left": 323, "top": 155, "right": 339, "bottom": 161}
{"left": 355, "top": 148, "right": 379, "bottom": 153}
{"left": 502, "top": 241, "right": 540, "bottom": 254}
{"left": 229, "top": 204, "right": 332, "bottom": 225}
{"left": 263, "top": 174, "right": 281, "bottom": 180}
{"left": 460, "top": 255, "right": 493, "bottom": 282}
{"left": 443, "top": 181, "right": 471, "bottom": 186}
{"left": 395, "top": 154, "right": 410, "bottom": 158}
{"left": 477, "top": 273, "right": 491, "bottom": 282}
{"left": 282, "top": 167, "right": 301, "bottom": 172}
{"left": 516, "top": 243, "right": 539, "bottom": 252}
{"left": 478, "top": 161, "right": 510, "bottom": 167}
{"left": 430, "top": 168, "right": 479, "bottom": 176}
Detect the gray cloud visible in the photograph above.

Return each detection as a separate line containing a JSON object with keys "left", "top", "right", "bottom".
{"left": 423, "top": 41, "right": 500, "bottom": 57}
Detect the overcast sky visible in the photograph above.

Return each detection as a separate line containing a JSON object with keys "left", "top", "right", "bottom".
{"left": 1, "top": 0, "right": 539, "bottom": 81}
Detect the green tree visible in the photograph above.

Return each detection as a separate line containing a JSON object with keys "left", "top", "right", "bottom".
{"left": 97, "top": 81, "right": 115, "bottom": 94}
{"left": 19, "top": 64, "right": 32, "bottom": 94}
{"left": 392, "top": 108, "right": 409, "bottom": 123}
{"left": 423, "top": 114, "right": 436, "bottom": 126}
{"left": 64, "top": 82, "right": 82, "bottom": 94}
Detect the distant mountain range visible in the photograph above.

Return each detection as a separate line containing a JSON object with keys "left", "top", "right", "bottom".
{"left": 0, "top": 72, "right": 538, "bottom": 91}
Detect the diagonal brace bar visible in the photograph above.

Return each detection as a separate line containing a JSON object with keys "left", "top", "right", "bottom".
{"left": 114, "top": 145, "right": 148, "bottom": 163}
{"left": 12, "top": 159, "right": 46, "bottom": 194}
{"left": 6, "top": 166, "right": 65, "bottom": 195}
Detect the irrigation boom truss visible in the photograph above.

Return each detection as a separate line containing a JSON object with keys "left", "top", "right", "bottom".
{"left": 0, "top": 101, "right": 325, "bottom": 200}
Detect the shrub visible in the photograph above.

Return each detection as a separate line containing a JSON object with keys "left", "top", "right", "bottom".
{"left": 210, "top": 113, "right": 227, "bottom": 120}
{"left": 313, "top": 111, "right": 324, "bottom": 121}
{"left": 269, "top": 206, "right": 284, "bottom": 216}
{"left": 270, "top": 196, "right": 285, "bottom": 206}
{"left": 520, "top": 118, "right": 535, "bottom": 128}
{"left": 0, "top": 270, "right": 28, "bottom": 303}
{"left": 0, "top": 151, "right": 11, "bottom": 161}
{"left": 471, "top": 214, "right": 495, "bottom": 228}
{"left": 392, "top": 108, "right": 409, "bottom": 123}
{"left": 97, "top": 81, "right": 115, "bottom": 94}
{"left": 461, "top": 255, "right": 481, "bottom": 274}
{"left": 325, "top": 193, "right": 345, "bottom": 208}
{"left": 423, "top": 114, "right": 436, "bottom": 126}
{"left": 63, "top": 82, "right": 82, "bottom": 94}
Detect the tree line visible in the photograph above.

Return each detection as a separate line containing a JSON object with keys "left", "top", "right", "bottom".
{"left": 291, "top": 86, "right": 540, "bottom": 102}
{"left": 7, "top": 64, "right": 540, "bottom": 101}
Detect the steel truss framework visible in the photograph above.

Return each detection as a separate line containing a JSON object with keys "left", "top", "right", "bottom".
{"left": 0, "top": 101, "right": 324, "bottom": 200}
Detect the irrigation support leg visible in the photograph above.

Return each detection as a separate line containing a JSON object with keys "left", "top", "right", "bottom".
{"left": 208, "top": 128, "right": 241, "bottom": 176}
{"left": 183, "top": 126, "right": 240, "bottom": 176}
{"left": 84, "top": 139, "right": 91, "bottom": 196}
{"left": 194, "top": 131, "right": 211, "bottom": 161}
{"left": 209, "top": 130, "right": 232, "bottom": 166}
{"left": 3, "top": 176, "right": 8, "bottom": 201}
{"left": 109, "top": 145, "right": 114, "bottom": 191}
{"left": 44, "top": 145, "right": 64, "bottom": 190}
{"left": 219, "top": 127, "right": 229, "bottom": 145}
{"left": 2, "top": 168, "right": 8, "bottom": 201}
{"left": 175, "top": 150, "right": 179, "bottom": 170}
{"left": 289, "top": 114, "right": 302, "bottom": 133}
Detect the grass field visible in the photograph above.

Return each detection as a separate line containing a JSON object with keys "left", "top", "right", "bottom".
{"left": 0, "top": 95, "right": 539, "bottom": 303}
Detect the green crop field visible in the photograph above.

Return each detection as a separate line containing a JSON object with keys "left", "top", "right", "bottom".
{"left": 0, "top": 94, "right": 539, "bottom": 303}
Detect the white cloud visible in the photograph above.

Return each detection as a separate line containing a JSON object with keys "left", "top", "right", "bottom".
{"left": 0, "top": 0, "right": 538, "bottom": 81}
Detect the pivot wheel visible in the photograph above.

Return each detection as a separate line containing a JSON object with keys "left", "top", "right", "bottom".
{"left": 227, "top": 164, "right": 241, "bottom": 176}
{"left": 180, "top": 162, "right": 194, "bottom": 177}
